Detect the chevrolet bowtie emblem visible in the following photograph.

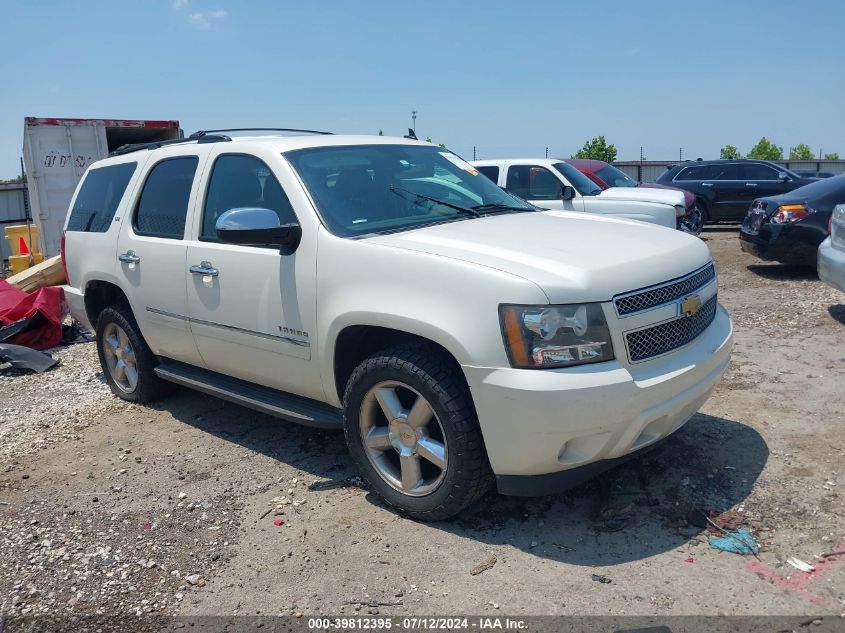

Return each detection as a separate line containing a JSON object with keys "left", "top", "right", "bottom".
{"left": 681, "top": 294, "right": 702, "bottom": 317}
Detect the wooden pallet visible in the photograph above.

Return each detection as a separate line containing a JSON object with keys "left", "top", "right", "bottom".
{"left": 5, "top": 255, "right": 66, "bottom": 293}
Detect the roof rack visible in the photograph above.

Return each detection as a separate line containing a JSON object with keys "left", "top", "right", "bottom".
{"left": 189, "top": 127, "right": 333, "bottom": 138}
{"left": 109, "top": 134, "right": 231, "bottom": 157}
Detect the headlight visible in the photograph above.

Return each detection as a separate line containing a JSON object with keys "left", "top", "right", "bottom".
{"left": 499, "top": 303, "right": 615, "bottom": 369}
{"left": 832, "top": 204, "right": 845, "bottom": 228}
{"left": 674, "top": 204, "right": 686, "bottom": 217}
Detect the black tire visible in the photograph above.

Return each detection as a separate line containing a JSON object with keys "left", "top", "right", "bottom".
{"left": 696, "top": 198, "right": 711, "bottom": 223}
{"left": 96, "top": 304, "right": 169, "bottom": 403}
{"left": 342, "top": 343, "right": 493, "bottom": 521}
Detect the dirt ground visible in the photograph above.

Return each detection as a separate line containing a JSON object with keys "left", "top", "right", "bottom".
{"left": 1, "top": 227, "right": 844, "bottom": 619}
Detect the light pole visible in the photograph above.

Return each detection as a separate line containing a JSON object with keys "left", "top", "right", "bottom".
{"left": 411, "top": 110, "right": 417, "bottom": 134}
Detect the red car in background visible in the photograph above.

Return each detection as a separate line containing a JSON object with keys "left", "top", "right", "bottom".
{"left": 562, "top": 158, "right": 703, "bottom": 235}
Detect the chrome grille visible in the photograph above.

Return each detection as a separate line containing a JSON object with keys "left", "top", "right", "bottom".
{"left": 614, "top": 263, "right": 715, "bottom": 316}
{"left": 626, "top": 295, "right": 718, "bottom": 362}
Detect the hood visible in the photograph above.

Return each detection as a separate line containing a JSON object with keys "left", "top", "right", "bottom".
{"left": 637, "top": 182, "right": 696, "bottom": 208}
{"left": 367, "top": 211, "right": 711, "bottom": 304}
{"left": 597, "top": 186, "right": 685, "bottom": 207}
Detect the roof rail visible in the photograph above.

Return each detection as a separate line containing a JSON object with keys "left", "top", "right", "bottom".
{"left": 190, "top": 127, "right": 333, "bottom": 138}
{"left": 109, "top": 134, "right": 231, "bottom": 157}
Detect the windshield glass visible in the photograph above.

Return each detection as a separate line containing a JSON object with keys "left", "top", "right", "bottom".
{"left": 285, "top": 144, "right": 535, "bottom": 237}
{"left": 594, "top": 164, "right": 637, "bottom": 188}
{"left": 552, "top": 162, "right": 603, "bottom": 196}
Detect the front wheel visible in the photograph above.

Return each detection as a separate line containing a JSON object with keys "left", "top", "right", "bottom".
{"left": 342, "top": 343, "right": 492, "bottom": 520}
{"left": 678, "top": 207, "right": 703, "bottom": 236}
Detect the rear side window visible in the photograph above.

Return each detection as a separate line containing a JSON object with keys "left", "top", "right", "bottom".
{"left": 201, "top": 154, "right": 296, "bottom": 241}
{"left": 66, "top": 162, "right": 136, "bottom": 232}
{"left": 476, "top": 165, "right": 499, "bottom": 182}
{"left": 675, "top": 165, "right": 718, "bottom": 180}
{"left": 134, "top": 157, "right": 198, "bottom": 239}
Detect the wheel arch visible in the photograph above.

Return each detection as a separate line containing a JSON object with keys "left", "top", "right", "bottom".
{"left": 331, "top": 323, "right": 468, "bottom": 407}
{"left": 84, "top": 280, "right": 130, "bottom": 329}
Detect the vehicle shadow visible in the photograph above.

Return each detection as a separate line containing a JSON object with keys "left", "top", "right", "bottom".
{"left": 829, "top": 304, "right": 845, "bottom": 326}
{"left": 746, "top": 263, "right": 818, "bottom": 281}
{"left": 431, "top": 412, "right": 768, "bottom": 566}
{"left": 163, "top": 391, "right": 766, "bottom": 566}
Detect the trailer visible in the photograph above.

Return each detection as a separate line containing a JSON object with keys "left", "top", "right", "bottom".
{"left": 22, "top": 117, "right": 181, "bottom": 257}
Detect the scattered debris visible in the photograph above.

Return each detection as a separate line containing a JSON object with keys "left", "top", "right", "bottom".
{"left": 470, "top": 554, "right": 497, "bottom": 576}
{"left": 708, "top": 527, "right": 759, "bottom": 556}
{"left": 591, "top": 574, "right": 612, "bottom": 584}
{"left": 820, "top": 550, "right": 845, "bottom": 559}
{"left": 273, "top": 517, "right": 285, "bottom": 527}
{"left": 0, "top": 344, "right": 58, "bottom": 373}
{"left": 786, "top": 557, "right": 816, "bottom": 573}
{"left": 684, "top": 557, "right": 695, "bottom": 563}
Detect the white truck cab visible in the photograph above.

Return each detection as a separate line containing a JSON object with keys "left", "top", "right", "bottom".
{"left": 472, "top": 158, "right": 685, "bottom": 228}
{"left": 61, "top": 132, "right": 732, "bottom": 520}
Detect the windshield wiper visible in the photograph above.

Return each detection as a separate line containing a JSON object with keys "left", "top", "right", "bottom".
{"left": 389, "top": 184, "right": 481, "bottom": 218}
{"left": 471, "top": 203, "right": 534, "bottom": 213}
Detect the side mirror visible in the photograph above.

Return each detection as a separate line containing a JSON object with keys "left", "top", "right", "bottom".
{"left": 216, "top": 207, "right": 302, "bottom": 255}
{"left": 777, "top": 172, "right": 790, "bottom": 182}
{"left": 561, "top": 185, "right": 576, "bottom": 201}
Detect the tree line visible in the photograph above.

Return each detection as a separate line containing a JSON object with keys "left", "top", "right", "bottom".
{"left": 570, "top": 135, "right": 839, "bottom": 163}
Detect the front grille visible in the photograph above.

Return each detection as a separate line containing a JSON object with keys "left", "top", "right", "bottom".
{"left": 625, "top": 295, "right": 718, "bottom": 362}
{"left": 614, "top": 263, "right": 715, "bottom": 316}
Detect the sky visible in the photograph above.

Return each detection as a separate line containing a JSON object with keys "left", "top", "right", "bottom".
{"left": 1, "top": 0, "right": 844, "bottom": 178}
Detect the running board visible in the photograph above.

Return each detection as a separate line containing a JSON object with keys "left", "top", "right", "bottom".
{"left": 154, "top": 360, "right": 342, "bottom": 429}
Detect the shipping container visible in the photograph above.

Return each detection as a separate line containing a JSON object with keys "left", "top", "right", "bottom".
{"left": 22, "top": 117, "right": 181, "bottom": 256}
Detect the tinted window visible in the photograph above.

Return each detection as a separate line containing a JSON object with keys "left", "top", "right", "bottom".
{"left": 134, "top": 157, "right": 198, "bottom": 239}
{"left": 742, "top": 163, "right": 779, "bottom": 180}
{"left": 202, "top": 154, "right": 296, "bottom": 240}
{"left": 476, "top": 165, "right": 499, "bottom": 182}
{"left": 713, "top": 164, "right": 743, "bottom": 180}
{"left": 285, "top": 145, "right": 534, "bottom": 238}
{"left": 595, "top": 164, "right": 637, "bottom": 188}
{"left": 66, "top": 162, "right": 136, "bottom": 232}
{"left": 675, "top": 165, "right": 718, "bottom": 180}
{"left": 506, "top": 165, "right": 563, "bottom": 200}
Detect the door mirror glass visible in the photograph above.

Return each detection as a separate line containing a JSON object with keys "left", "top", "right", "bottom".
{"left": 216, "top": 207, "right": 302, "bottom": 254}
{"left": 777, "top": 171, "right": 790, "bottom": 182}
{"left": 561, "top": 185, "right": 576, "bottom": 201}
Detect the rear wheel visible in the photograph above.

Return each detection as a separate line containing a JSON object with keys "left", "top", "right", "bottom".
{"left": 96, "top": 304, "right": 169, "bottom": 403}
{"left": 342, "top": 343, "right": 492, "bottom": 520}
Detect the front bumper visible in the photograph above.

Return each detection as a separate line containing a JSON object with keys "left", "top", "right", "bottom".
{"left": 463, "top": 304, "right": 733, "bottom": 494}
{"left": 818, "top": 237, "right": 845, "bottom": 292}
{"left": 739, "top": 222, "right": 826, "bottom": 266}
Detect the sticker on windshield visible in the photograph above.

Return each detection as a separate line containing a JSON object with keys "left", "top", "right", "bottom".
{"left": 439, "top": 152, "right": 478, "bottom": 176}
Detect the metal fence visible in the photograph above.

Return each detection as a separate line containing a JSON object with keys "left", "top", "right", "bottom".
{"left": 0, "top": 183, "right": 30, "bottom": 262}
{"left": 614, "top": 160, "right": 845, "bottom": 183}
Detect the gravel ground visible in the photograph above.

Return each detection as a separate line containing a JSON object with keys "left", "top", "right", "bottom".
{"left": 1, "top": 227, "right": 844, "bottom": 620}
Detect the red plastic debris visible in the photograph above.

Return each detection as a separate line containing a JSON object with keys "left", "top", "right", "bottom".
{"left": 684, "top": 557, "right": 695, "bottom": 563}
{"left": 143, "top": 521, "right": 153, "bottom": 532}
{"left": 273, "top": 517, "right": 285, "bottom": 527}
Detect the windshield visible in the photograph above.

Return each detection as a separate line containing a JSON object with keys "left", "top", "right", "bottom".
{"left": 594, "top": 164, "right": 637, "bottom": 188}
{"left": 552, "top": 162, "right": 603, "bottom": 196}
{"left": 285, "top": 144, "right": 535, "bottom": 237}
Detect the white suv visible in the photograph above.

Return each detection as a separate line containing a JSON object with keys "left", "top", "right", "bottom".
{"left": 61, "top": 131, "right": 733, "bottom": 520}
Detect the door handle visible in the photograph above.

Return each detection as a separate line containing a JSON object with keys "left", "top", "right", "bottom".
{"left": 745, "top": 182, "right": 758, "bottom": 187}
{"left": 118, "top": 250, "right": 140, "bottom": 264}
{"left": 701, "top": 182, "right": 713, "bottom": 187}
{"left": 189, "top": 261, "right": 219, "bottom": 277}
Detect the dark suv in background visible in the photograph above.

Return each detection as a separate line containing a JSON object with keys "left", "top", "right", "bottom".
{"left": 656, "top": 160, "right": 816, "bottom": 222}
